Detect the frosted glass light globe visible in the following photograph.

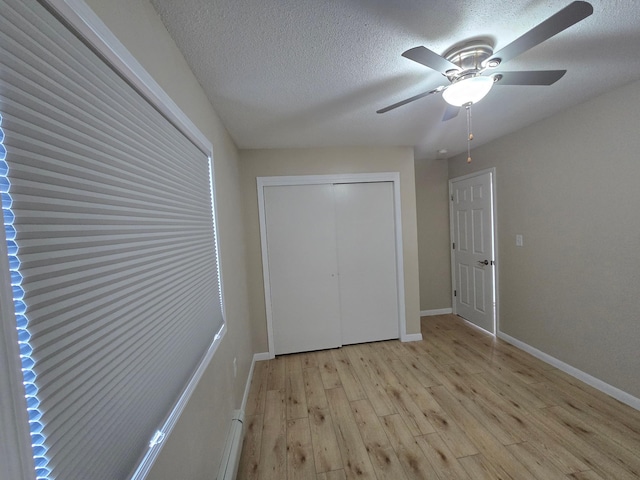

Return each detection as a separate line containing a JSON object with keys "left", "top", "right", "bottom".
{"left": 442, "top": 76, "right": 494, "bottom": 106}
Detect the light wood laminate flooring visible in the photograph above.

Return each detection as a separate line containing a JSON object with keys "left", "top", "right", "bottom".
{"left": 238, "top": 314, "right": 640, "bottom": 479}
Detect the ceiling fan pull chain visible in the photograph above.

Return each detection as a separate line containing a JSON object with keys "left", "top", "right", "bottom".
{"left": 466, "top": 104, "right": 473, "bottom": 163}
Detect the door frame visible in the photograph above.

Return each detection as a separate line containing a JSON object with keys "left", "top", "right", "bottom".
{"left": 257, "top": 172, "right": 408, "bottom": 358}
{"left": 448, "top": 167, "right": 500, "bottom": 334}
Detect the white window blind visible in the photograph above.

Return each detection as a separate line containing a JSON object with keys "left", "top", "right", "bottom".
{"left": 0, "top": 0, "right": 224, "bottom": 478}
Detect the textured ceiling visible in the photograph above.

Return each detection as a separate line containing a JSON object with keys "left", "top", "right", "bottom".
{"left": 149, "top": 0, "right": 640, "bottom": 159}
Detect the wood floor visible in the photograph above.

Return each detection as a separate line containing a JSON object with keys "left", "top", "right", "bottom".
{"left": 237, "top": 314, "right": 640, "bottom": 480}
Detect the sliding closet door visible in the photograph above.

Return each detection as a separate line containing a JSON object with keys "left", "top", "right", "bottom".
{"left": 264, "top": 184, "right": 341, "bottom": 354}
{"left": 334, "top": 182, "right": 399, "bottom": 344}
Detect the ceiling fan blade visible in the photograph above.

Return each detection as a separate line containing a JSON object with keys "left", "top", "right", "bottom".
{"left": 377, "top": 87, "right": 443, "bottom": 114}
{"left": 494, "top": 70, "right": 567, "bottom": 85}
{"left": 488, "top": 1, "right": 593, "bottom": 65}
{"left": 442, "top": 105, "right": 460, "bottom": 121}
{"left": 402, "top": 46, "right": 460, "bottom": 74}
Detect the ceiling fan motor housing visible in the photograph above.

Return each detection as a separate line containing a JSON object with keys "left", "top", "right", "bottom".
{"left": 443, "top": 41, "right": 496, "bottom": 82}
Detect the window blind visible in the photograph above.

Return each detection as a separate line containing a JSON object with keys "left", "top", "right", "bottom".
{"left": 0, "top": 0, "right": 224, "bottom": 478}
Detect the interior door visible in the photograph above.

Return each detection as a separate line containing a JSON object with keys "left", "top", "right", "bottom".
{"left": 264, "top": 184, "right": 342, "bottom": 354}
{"left": 451, "top": 172, "right": 495, "bottom": 333}
{"left": 334, "top": 182, "right": 399, "bottom": 344}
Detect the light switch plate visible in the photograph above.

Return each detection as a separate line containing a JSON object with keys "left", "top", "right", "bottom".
{"left": 516, "top": 234, "right": 523, "bottom": 247}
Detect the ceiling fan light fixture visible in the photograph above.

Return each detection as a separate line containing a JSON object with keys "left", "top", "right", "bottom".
{"left": 442, "top": 75, "right": 494, "bottom": 107}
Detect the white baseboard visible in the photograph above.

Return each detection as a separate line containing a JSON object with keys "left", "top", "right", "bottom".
{"left": 498, "top": 332, "right": 640, "bottom": 412}
{"left": 401, "top": 333, "right": 423, "bottom": 342}
{"left": 420, "top": 308, "right": 453, "bottom": 317}
{"left": 240, "top": 353, "right": 270, "bottom": 413}
{"left": 253, "top": 352, "right": 271, "bottom": 362}
{"left": 223, "top": 352, "right": 269, "bottom": 480}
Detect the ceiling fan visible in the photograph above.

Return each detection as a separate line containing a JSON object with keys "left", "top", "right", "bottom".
{"left": 377, "top": 1, "right": 593, "bottom": 117}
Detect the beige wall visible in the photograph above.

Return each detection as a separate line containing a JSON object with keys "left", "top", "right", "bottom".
{"left": 449, "top": 79, "right": 640, "bottom": 398}
{"left": 414, "top": 158, "right": 452, "bottom": 312}
{"left": 85, "top": 0, "right": 254, "bottom": 477}
{"left": 240, "top": 147, "right": 421, "bottom": 352}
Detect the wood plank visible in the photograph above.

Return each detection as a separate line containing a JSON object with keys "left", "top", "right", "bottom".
{"left": 429, "top": 385, "right": 536, "bottom": 479}
{"left": 426, "top": 330, "right": 488, "bottom": 374}
{"left": 383, "top": 340, "right": 441, "bottom": 388}
{"left": 438, "top": 368, "right": 526, "bottom": 446}
{"left": 458, "top": 453, "right": 513, "bottom": 480}
{"left": 317, "top": 350, "right": 342, "bottom": 390}
{"left": 331, "top": 348, "right": 367, "bottom": 401}
{"left": 530, "top": 406, "right": 639, "bottom": 480}
{"left": 416, "top": 335, "right": 457, "bottom": 366}
{"left": 543, "top": 368, "right": 640, "bottom": 440}
{"left": 344, "top": 345, "right": 397, "bottom": 417}
{"left": 308, "top": 406, "right": 343, "bottom": 473}
{"left": 506, "top": 441, "right": 569, "bottom": 479}
{"left": 286, "top": 355, "right": 308, "bottom": 419}
{"left": 301, "top": 351, "right": 321, "bottom": 369}
{"left": 567, "top": 470, "right": 607, "bottom": 480}
{"left": 245, "top": 360, "right": 269, "bottom": 416}
{"left": 317, "top": 470, "right": 347, "bottom": 480}
{"left": 240, "top": 316, "right": 640, "bottom": 480}
{"left": 257, "top": 390, "right": 286, "bottom": 480}
{"left": 540, "top": 380, "right": 640, "bottom": 450}
{"left": 544, "top": 405, "right": 640, "bottom": 478}
{"left": 325, "top": 387, "right": 377, "bottom": 480}
{"left": 516, "top": 424, "right": 591, "bottom": 474}
{"left": 287, "top": 417, "right": 316, "bottom": 480}
{"left": 266, "top": 356, "right": 286, "bottom": 391}
{"left": 377, "top": 343, "right": 478, "bottom": 457}
{"left": 303, "top": 366, "right": 329, "bottom": 410}
{"left": 357, "top": 344, "right": 435, "bottom": 436}
{"left": 415, "top": 433, "right": 471, "bottom": 479}
{"left": 379, "top": 414, "right": 439, "bottom": 480}
{"left": 477, "top": 371, "right": 552, "bottom": 411}
{"left": 236, "top": 414, "right": 263, "bottom": 480}
{"left": 350, "top": 399, "right": 408, "bottom": 479}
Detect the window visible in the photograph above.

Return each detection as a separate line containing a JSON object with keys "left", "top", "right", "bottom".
{"left": 0, "top": 0, "right": 225, "bottom": 478}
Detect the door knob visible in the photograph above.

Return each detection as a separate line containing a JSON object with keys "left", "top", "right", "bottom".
{"left": 478, "top": 259, "right": 489, "bottom": 266}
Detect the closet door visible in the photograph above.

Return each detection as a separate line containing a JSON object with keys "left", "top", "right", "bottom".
{"left": 264, "top": 184, "right": 342, "bottom": 354}
{"left": 334, "top": 182, "right": 400, "bottom": 344}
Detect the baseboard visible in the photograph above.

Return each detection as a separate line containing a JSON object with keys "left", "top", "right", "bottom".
{"left": 216, "top": 410, "right": 244, "bottom": 480}
{"left": 420, "top": 308, "right": 453, "bottom": 316}
{"left": 498, "top": 331, "right": 640, "bottom": 411}
{"left": 253, "top": 352, "right": 271, "bottom": 362}
{"left": 240, "top": 353, "right": 270, "bottom": 412}
{"left": 401, "top": 333, "right": 423, "bottom": 342}
{"left": 229, "top": 352, "right": 266, "bottom": 479}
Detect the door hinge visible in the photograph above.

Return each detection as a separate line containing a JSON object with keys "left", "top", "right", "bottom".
{"left": 450, "top": 194, "right": 454, "bottom": 201}
{"left": 454, "top": 290, "right": 457, "bottom": 297}
{"left": 452, "top": 242, "right": 455, "bottom": 250}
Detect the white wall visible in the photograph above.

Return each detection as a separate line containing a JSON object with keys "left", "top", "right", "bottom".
{"left": 84, "top": 0, "right": 254, "bottom": 477}
{"left": 449, "top": 79, "right": 640, "bottom": 399}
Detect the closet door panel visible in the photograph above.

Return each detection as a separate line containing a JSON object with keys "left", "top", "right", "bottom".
{"left": 264, "top": 184, "right": 342, "bottom": 354}
{"left": 334, "top": 182, "right": 400, "bottom": 344}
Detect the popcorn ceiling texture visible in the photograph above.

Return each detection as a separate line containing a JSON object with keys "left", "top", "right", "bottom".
{"left": 150, "top": 0, "right": 640, "bottom": 159}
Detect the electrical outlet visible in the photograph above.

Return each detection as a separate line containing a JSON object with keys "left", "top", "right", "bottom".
{"left": 516, "top": 234, "right": 523, "bottom": 247}
{"left": 233, "top": 358, "right": 237, "bottom": 378}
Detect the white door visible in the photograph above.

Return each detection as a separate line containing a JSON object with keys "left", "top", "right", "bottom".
{"left": 334, "top": 182, "right": 399, "bottom": 344}
{"left": 450, "top": 172, "right": 495, "bottom": 333}
{"left": 263, "top": 181, "right": 401, "bottom": 354}
{"left": 264, "top": 184, "right": 342, "bottom": 354}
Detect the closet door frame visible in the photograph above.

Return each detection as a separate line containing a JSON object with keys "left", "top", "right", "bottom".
{"left": 257, "top": 172, "right": 408, "bottom": 359}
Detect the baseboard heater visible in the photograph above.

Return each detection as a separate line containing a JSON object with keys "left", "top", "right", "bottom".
{"left": 217, "top": 410, "right": 245, "bottom": 480}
